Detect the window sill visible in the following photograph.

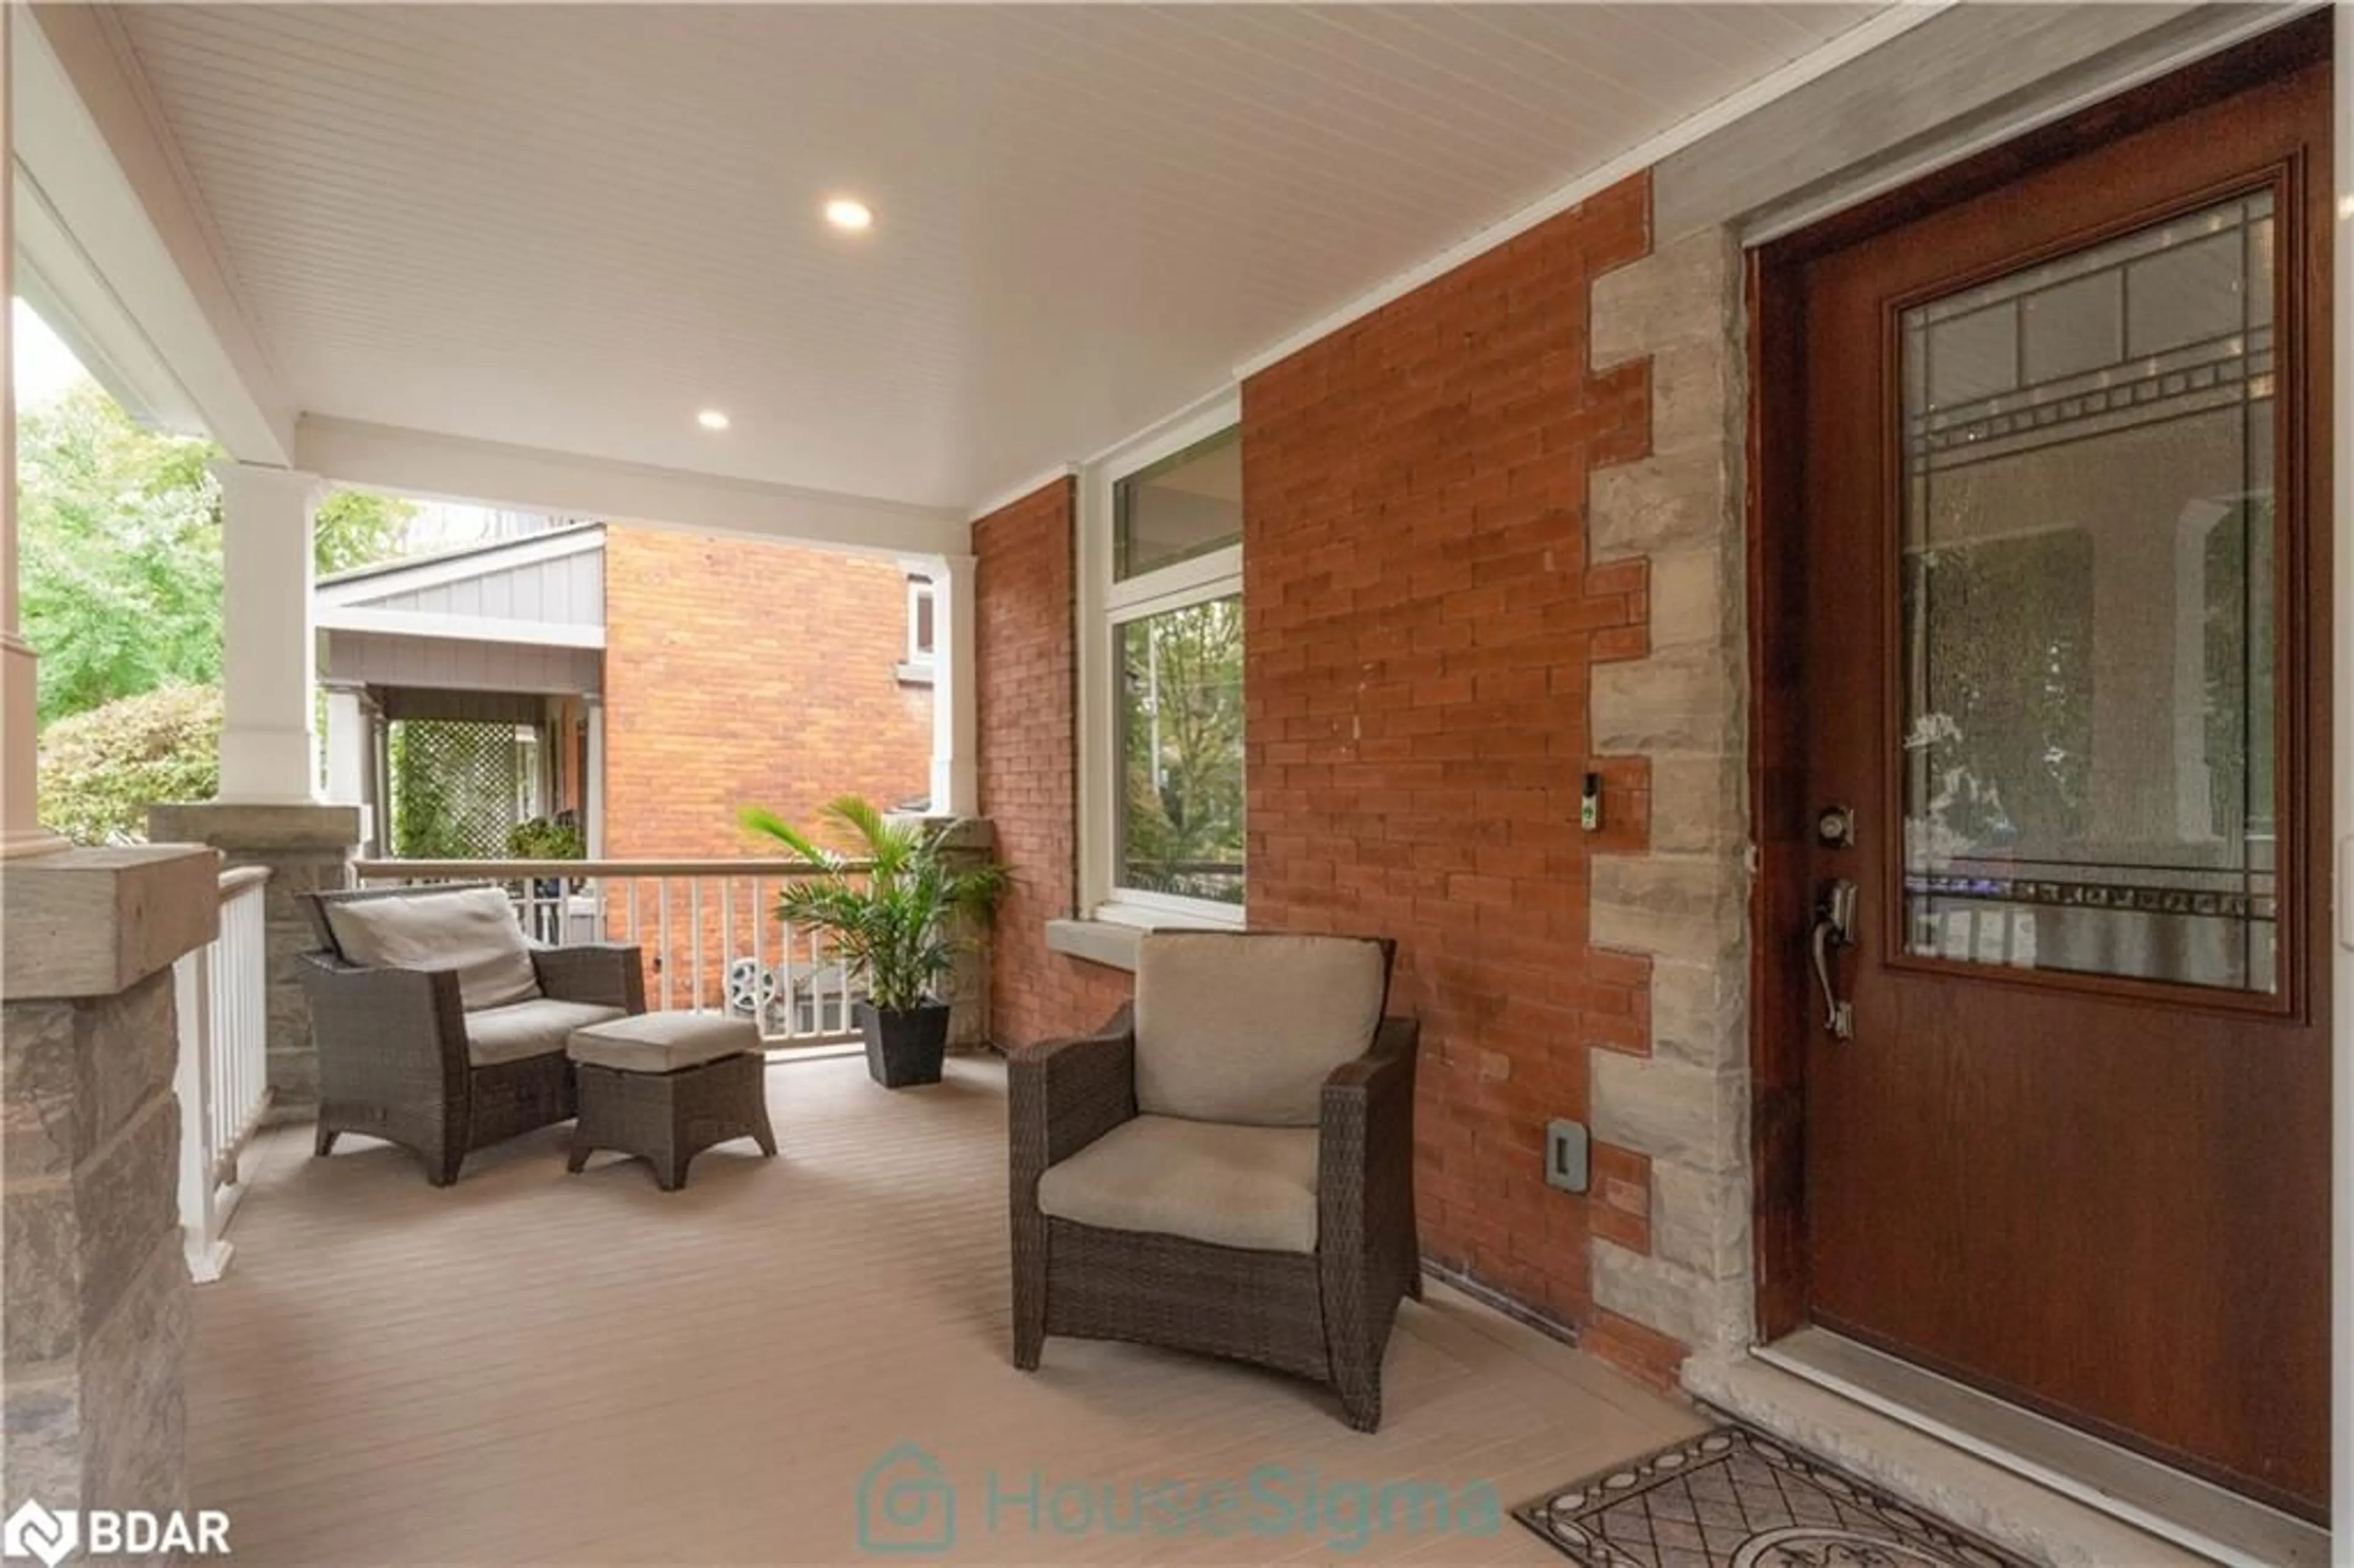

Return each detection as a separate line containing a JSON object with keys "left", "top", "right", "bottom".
{"left": 1043, "top": 906, "right": 1244, "bottom": 972}
{"left": 1044, "top": 919, "right": 1141, "bottom": 972}
{"left": 894, "top": 661, "right": 935, "bottom": 687}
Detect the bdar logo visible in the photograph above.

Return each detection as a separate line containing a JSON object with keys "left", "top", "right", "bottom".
{"left": 2, "top": 1501, "right": 78, "bottom": 1568}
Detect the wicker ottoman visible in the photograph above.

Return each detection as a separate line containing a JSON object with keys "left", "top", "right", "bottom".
{"left": 565, "top": 1013, "right": 778, "bottom": 1190}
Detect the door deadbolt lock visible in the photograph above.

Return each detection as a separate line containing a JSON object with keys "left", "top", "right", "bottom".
{"left": 1816, "top": 804, "right": 1857, "bottom": 847}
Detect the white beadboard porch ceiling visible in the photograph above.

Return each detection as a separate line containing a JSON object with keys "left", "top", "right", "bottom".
{"left": 110, "top": 4, "right": 1882, "bottom": 513}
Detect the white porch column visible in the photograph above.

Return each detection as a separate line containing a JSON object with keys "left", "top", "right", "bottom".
{"left": 584, "top": 696, "right": 607, "bottom": 858}
{"left": 322, "top": 682, "right": 370, "bottom": 826}
{"left": 214, "top": 462, "right": 324, "bottom": 804}
{"left": 928, "top": 553, "right": 978, "bottom": 817}
{"left": 1, "top": 9, "right": 68, "bottom": 861}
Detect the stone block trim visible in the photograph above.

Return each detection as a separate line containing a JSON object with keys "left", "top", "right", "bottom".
{"left": 1582, "top": 224, "right": 1754, "bottom": 1377}
{"left": 1241, "top": 172, "right": 1655, "bottom": 1342}
{"left": 972, "top": 479, "right": 1134, "bottom": 1048}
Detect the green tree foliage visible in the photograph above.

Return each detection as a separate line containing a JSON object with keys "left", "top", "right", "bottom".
{"left": 18, "top": 384, "right": 223, "bottom": 725}
{"left": 36, "top": 684, "right": 221, "bottom": 845}
{"left": 1119, "top": 597, "right": 1245, "bottom": 902}
{"left": 315, "top": 489, "right": 420, "bottom": 579}
{"left": 18, "top": 379, "right": 419, "bottom": 728}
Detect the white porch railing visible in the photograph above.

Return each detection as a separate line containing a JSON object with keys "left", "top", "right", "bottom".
{"left": 174, "top": 865, "right": 273, "bottom": 1284}
{"left": 352, "top": 860, "right": 870, "bottom": 1048}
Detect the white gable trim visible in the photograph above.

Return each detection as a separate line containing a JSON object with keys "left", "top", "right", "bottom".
{"left": 312, "top": 605, "right": 605, "bottom": 651}
{"left": 316, "top": 526, "right": 604, "bottom": 609}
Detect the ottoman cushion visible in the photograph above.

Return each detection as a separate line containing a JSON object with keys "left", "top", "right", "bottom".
{"left": 569, "top": 1011, "right": 761, "bottom": 1074}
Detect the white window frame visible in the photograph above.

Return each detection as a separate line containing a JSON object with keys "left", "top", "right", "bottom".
{"left": 896, "top": 568, "right": 938, "bottom": 685}
{"left": 1078, "top": 392, "right": 1246, "bottom": 930}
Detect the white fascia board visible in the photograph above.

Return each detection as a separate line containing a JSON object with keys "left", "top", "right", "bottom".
{"left": 297, "top": 416, "right": 967, "bottom": 560}
{"left": 11, "top": 169, "right": 206, "bottom": 436}
{"left": 312, "top": 605, "right": 606, "bottom": 651}
{"left": 16, "top": 8, "right": 293, "bottom": 463}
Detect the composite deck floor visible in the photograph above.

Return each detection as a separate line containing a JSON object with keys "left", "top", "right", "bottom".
{"left": 188, "top": 1051, "right": 1702, "bottom": 1565}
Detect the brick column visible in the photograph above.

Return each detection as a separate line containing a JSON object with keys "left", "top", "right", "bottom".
{"left": 2, "top": 844, "right": 220, "bottom": 1545}
{"left": 146, "top": 804, "right": 362, "bottom": 1116}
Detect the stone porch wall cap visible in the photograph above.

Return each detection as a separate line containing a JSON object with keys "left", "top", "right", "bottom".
{"left": 146, "top": 802, "right": 364, "bottom": 853}
{"left": 2, "top": 843, "right": 223, "bottom": 999}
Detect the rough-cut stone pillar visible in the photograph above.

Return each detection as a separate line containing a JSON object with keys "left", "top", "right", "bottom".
{"left": 2, "top": 843, "right": 218, "bottom": 1543}
{"left": 145, "top": 804, "right": 362, "bottom": 1115}
{"left": 1583, "top": 228, "right": 1756, "bottom": 1357}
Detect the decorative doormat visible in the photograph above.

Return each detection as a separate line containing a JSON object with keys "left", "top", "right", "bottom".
{"left": 1513, "top": 1426, "right": 2035, "bottom": 1568}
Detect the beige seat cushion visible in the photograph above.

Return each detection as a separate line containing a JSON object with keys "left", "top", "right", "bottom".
{"left": 1035, "top": 1114, "right": 1320, "bottom": 1254}
{"left": 465, "top": 999, "right": 626, "bottom": 1068}
{"left": 568, "top": 1011, "right": 762, "bottom": 1075}
{"left": 326, "top": 887, "right": 543, "bottom": 1013}
{"left": 1132, "top": 933, "right": 1387, "bottom": 1126}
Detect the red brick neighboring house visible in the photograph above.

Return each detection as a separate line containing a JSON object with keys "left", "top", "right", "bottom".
{"left": 603, "top": 527, "right": 932, "bottom": 858}
{"left": 318, "top": 522, "right": 934, "bottom": 862}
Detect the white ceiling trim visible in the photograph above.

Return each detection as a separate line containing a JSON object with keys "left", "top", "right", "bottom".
{"left": 297, "top": 415, "right": 966, "bottom": 560}
{"left": 17, "top": 6, "right": 292, "bottom": 462}
{"left": 11, "top": 167, "right": 206, "bottom": 437}
{"left": 965, "top": 463, "right": 1077, "bottom": 527}
{"left": 1229, "top": 0, "right": 1951, "bottom": 382}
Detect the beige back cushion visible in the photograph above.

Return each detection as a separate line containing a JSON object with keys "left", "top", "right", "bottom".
{"left": 1132, "top": 934, "right": 1387, "bottom": 1126}
{"left": 325, "top": 887, "right": 542, "bottom": 1013}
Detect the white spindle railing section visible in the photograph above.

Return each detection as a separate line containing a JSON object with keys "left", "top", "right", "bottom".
{"left": 351, "top": 860, "right": 871, "bottom": 1047}
{"left": 174, "top": 865, "right": 272, "bottom": 1284}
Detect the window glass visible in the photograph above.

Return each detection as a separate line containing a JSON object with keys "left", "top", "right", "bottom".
{"left": 1114, "top": 430, "right": 1242, "bottom": 580}
{"left": 1116, "top": 596, "right": 1244, "bottom": 904}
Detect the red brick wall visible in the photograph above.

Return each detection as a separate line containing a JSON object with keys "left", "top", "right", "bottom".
{"left": 972, "top": 480, "right": 1134, "bottom": 1047}
{"left": 1241, "top": 173, "right": 1661, "bottom": 1365}
{"left": 602, "top": 526, "right": 934, "bottom": 854}
{"left": 970, "top": 175, "right": 1675, "bottom": 1381}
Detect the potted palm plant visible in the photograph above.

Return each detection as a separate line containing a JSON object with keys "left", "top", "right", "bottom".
{"left": 740, "top": 796, "right": 1007, "bottom": 1088}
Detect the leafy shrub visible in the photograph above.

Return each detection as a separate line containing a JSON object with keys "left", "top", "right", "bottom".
{"left": 507, "top": 815, "right": 586, "bottom": 859}
{"left": 37, "top": 684, "right": 221, "bottom": 845}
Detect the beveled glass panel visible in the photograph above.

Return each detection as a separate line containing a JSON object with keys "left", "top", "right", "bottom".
{"left": 1899, "top": 192, "right": 2277, "bottom": 992}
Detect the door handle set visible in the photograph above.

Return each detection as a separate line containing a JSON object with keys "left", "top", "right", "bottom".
{"left": 1811, "top": 878, "right": 1857, "bottom": 1040}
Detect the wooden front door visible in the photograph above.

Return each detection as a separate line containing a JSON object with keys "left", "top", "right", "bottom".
{"left": 1764, "top": 35, "right": 2333, "bottom": 1520}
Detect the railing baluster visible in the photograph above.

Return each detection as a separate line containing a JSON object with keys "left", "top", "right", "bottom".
{"left": 690, "top": 880, "right": 705, "bottom": 1014}
{"left": 657, "top": 879, "right": 673, "bottom": 1013}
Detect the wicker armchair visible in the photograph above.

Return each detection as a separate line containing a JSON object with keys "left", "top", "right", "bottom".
{"left": 1009, "top": 932, "right": 1421, "bottom": 1431}
{"left": 300, "top": 884, "right": 646, "bottom": 1186}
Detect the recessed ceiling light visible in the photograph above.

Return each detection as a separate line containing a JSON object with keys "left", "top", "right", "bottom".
{"left": 696, "top": 409, "right": 730, "bottom": 432}
{"left": 824, "top": 197, "right": 874, "bottom": 232}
